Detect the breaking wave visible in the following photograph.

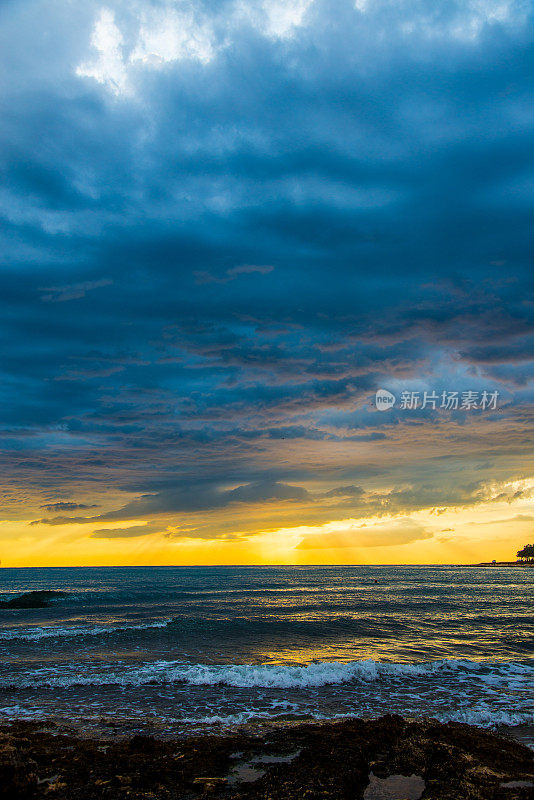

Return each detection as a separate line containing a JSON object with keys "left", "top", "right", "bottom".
{"left": 0, "top": 620, "right": 170, "bottom": 642}
{"left": 2, "top": 657, "right": 532, "bottom": 690}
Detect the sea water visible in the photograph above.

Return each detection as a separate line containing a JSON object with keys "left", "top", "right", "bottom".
{"left": 0, "top": 565, "right": 532, "bottom": 737}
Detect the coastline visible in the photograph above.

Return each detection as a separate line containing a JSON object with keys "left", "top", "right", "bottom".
{"left": 2, "top": 715, "right": 533, "bottom": 799}
{"left": 474, "top": 562, "right": 534, "bottom": 567}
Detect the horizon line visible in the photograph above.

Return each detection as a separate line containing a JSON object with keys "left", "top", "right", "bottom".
{"left": 0, "top": 561, "right": 523, "bottom": 570}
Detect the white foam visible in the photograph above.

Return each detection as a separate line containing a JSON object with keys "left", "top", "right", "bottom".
{"left": 0, "top": 620, "right": 170, "bottom": 642}
{"left": 449, "top": 707, "right": 534, "bottom": 727}
{"left": 2, "top": 657, "right": 532, "bottom": 690}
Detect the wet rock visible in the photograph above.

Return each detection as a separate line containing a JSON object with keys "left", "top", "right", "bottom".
{"left": 227, "top": 763, "right": 266, "bottom": 785}
{"left": 0, "top": 591, "right": 67, "bottom": 609}
{"left": 0, "top": 734, "right": 39, "bottom": 798}
{"left": 501, "top": 781, "right": 534, "bottom": 788}
{"left": 0, "top": 716, "right": 532, "bottom": 799}
{"left": 363, "top": 771, "right": 425, "bottom": 799}
{"left": 129, "top": 735, "right": 158, "bottom": 752}
{"left": 193, "top": 776, "right": 227, "bottom": 794}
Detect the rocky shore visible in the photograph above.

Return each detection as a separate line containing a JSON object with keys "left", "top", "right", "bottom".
{"left": 1, "top": 715, "right": 533, "bottom": 799}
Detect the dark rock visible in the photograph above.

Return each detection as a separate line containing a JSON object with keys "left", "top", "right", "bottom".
{"left": 0, "top": 716, "right": 532, "bottom": 799}
{"left": 129, "top": 735, "right": 158, "bottom": 752}
{"left": 193, "top": 776, "right": 227, "bottom": 794}
{"left": 0, "top": 733, "right": 38, "bottom": 798}
{"left": 0, "top": 591, "right": 67, "bottom": 609}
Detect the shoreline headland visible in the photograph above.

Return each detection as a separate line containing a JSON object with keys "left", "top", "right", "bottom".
{"left": 475, "top": 561, "right": 534, "bottom": 567}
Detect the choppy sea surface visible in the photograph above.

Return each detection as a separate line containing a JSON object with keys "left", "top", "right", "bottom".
{"left": 0, "top": 566, "right": 532, "bottom": 738}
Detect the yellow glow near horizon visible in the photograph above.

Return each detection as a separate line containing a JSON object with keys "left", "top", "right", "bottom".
{"left": 1, "top": 485, "right": 533, "bottom": 567}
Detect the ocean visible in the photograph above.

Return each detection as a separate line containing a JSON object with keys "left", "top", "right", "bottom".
{"left": 0, "top": 565, "right": 532, "bottom": 738}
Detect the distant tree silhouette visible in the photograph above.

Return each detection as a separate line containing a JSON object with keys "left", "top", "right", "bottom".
{"left": 516, "top": 543, "right": 534, "bottom": 562}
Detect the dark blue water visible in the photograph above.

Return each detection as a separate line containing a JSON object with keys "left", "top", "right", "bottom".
{"left": 0, "top": 566, "right": 532, "bottom": 736}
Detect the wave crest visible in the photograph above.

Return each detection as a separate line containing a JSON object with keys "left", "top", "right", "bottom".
{"left": 2, "top": 658, "right": 532, "bottom": 690}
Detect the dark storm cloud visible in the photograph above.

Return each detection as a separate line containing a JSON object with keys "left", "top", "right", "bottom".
{"left": 40, "top": 501, "right": 99, "bottom": 512}
{"left": 99, "top": 479, "right": 310, "bottom": 519}
{"left": 90, "top": 522, "right": 165, "bottom": 538}
{"left": 30, "top": 471, "right": 533, "bottom": 541}
{"left": 323, "top": 486, "right": 365, "bottom": 498}
{"left": 33, "top": 480, "right": 311, "bottom": 525}
{"left": 0, "top": 0, "right": 533, "bottom": 527}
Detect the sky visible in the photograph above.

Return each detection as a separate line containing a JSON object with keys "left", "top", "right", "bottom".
{"left": 0, "top": 0, "right": 533, "bottom": 567}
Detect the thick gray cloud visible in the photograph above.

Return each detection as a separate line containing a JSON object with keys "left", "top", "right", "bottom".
{"left": 29, "top": 473, "right": 534, "bottom": 543}
{"left": 33, "top": 480, "right": 311, "bottom": 524}
{"left": 40, "top": 501, "right": 99, "bottom": 512}
{"left": 90, "top": 522, "right": 165, "bottom": 538}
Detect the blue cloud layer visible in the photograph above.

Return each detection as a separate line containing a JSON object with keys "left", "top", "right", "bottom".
{"left": 0, "top": 0, "right": 532, "bottom": 533}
